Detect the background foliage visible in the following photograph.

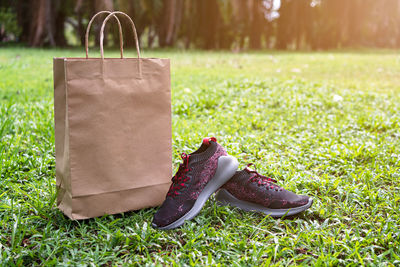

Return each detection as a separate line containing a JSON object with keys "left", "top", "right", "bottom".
{"left": 1, "top": 0, "right": 400, "bottom": 50}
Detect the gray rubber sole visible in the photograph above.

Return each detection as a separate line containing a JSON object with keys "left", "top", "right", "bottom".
{"left": 155, "top": 155, "right": 239, "bottom": 230}
{"left": 215, "top": 189, "right": 313, "bottom": 217}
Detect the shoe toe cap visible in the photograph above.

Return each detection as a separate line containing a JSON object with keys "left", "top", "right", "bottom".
{"left": 152, "top": 198, "right": 195, "bottom": 228}
{"left": 270, "top": 191, "right": 310, "bottom": 209}
{"left": 152, "top": 205, "right": 180, "bottom": 228}
{"left": 295, "top": 194, "right": 311, "bottom": 206}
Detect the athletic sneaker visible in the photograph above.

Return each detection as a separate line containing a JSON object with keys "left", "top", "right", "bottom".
{"left": 152, "top": 137, "right": 239, "bottom": 229}
{"left": 215, "top": 164, "right": 313, "bottom": 217}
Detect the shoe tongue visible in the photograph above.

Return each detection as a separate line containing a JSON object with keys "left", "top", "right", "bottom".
{"left": 241, "top": 166, "right": 259, "bottom": 179}
{"left": 235, "top": 168, "right": 252, "bottom": 179}
{"left": 189, "top": 138, "right": 217, "bottom": 162}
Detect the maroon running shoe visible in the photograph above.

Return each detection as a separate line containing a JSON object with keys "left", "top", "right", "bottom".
{"left": 215, "top": 164, "right": 313, "bottom": 217}
{"left": 152, "top": 137, "right": 239, "bottom": 229}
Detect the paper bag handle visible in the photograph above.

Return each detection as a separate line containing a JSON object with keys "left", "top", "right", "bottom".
{"left": 100, "top": 11, "right": 141, "bottom": 59}
{"left": 85, "top": 11, "right": 124, "bottom": 59}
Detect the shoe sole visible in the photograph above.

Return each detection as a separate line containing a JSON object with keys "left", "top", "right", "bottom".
{"left": 154, "top": 155, "right": 239, "bottom": 230}
{"left": 215, "top": 189, "right": 313, "bottom": 217}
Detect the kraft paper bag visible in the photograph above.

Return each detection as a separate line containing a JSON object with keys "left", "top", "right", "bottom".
{"left": 53, "top": 11, "right": 172, "bottom": 220}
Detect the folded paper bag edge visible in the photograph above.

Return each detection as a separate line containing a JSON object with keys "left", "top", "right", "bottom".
{"left": 59, "top": 182, "right": 171, "bottom": 220}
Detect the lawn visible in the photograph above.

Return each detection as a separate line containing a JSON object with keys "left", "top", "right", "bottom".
{"left": 0, "top": 47, "right": 399, "bottom": 266}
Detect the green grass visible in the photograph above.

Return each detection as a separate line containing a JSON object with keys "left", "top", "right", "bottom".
{"left": 1, "top": 47, "right": 400, "bottom": 266}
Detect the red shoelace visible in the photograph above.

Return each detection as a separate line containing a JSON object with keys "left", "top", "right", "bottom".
{"left": 167, "top": 153, "right": 190, "bottom": 197}
{"left": 245, "top": 163, "right": 282, "bottom": 191}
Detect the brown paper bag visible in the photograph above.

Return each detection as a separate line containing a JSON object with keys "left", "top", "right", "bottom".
{"left": 53, "top": 11, "right": 172, "bottom": 220}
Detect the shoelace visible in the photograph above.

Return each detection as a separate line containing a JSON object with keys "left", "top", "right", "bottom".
{"left": 245, "top": 163, "right": 282, "bottom": 191}
{"left": 167, "top": 153, "right": 190, "bottom": 197}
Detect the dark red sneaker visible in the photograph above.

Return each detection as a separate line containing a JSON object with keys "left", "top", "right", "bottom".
{"left": 215, "top": 164, "right": 313, "bottom": 217}
{"left": 152, "top": 137, "right": 239, "bottom": 229}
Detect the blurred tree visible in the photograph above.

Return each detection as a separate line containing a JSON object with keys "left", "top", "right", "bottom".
{"left": 93, "top": 0, "right": 114, "bottom": 47}
{"left": 276, "top": 0, "right": 294, "bottom": 49}
{"left": 1, "top": 0, "right": 400, "bottom": 50}
{"left": 311, "top": 0, "right": 341, "bottom": 49}
{"left": 249, "top": 0, "right": 264, "bottom": 50}
{"left": 116, "top": 0, "right": 163, "bottom": 48}
{"left": 0, "top": 7, "right": 21, "bottom": 42}
{"left": 14, "top": 0, "right": 30, "bottom": 44}
{"left": 28, "top": 0, "right": 68, "bottom": 47}
{"left": 366, "top": 0, "right": 400, "bottom": 48}
{"left": 73, "top": 0, "right": 87, "bottom": 46}
{"left": 157, "top": 0, "right": 183, "bottom": 47}
{"left": 231, "top": 0, "right": 249, "bottom": 50}
{"left": 276, "top": 0, "right": 313, "bottom": 50}
{"left": 196, "top": 0, "right": 226, "bottom": 49}
{"left": 217, "top": 0, "right": 235, "bottom": 49}
{"left": 29, "top": 0, "right": 48, "bottom": 46}
{"left": 53, "top": 1, "right": 68, "bottom": 46}
{"left": 180, "top": 0, "right": 195, "bottom": 49}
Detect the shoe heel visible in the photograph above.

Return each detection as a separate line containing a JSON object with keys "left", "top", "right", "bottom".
{"left": 212, "top": 155, "right": 239, "bottom": 188}
{"left": 215, "top": 188, "right": 237, "bottom": 206}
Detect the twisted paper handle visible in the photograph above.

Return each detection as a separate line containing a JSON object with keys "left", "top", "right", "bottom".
{"left": 85, "top": 11, "right": 124, "bottom": 59}
{"left": 100, "top": 11, "right": 141, "bottom": 59}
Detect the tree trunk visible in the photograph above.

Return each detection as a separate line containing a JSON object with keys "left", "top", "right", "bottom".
{"left": 117, "top": 0, "right": 136, "bottom": 48}
{"left": 16, "top": 0, "right": 31, "bottom": 44}
{"left": 27, "top": 0, "right": 66, "bottom": 47}
{"left": 182, "top": 0, "right": 194, "bottom": 49}
{"left": 46, "top": 0, "right": 56, "bottom": 46}
{"left": 158, "top": 0, "right": 174, "bottom": 47}
{"left": 170, "top": 0, "right": 183, "bottom": 45}
{"left": 197, "top": 0, "right": 221, "bottom": 49}
{"left": 158, "top": 0, "right": 183, "bottom": 47}
{"left": 164, "top": 0, "right": 176, "bottom": 46}
{"left": 29, "top": 0, "right": 47, "bottom": 46}
{"left": 249, "top": 0, "right": 263, "bottom": 50}
{"left": 53, "top": 1, "right": 67, "bottom": 46}
{"left": 74, "top": 0, "right": 86, "bottom": 46}
{"left": 276, "top": 0, "right": 288, "bottom": 49}
{"left": 396, "top": 0, "right": 400, "bottom": 47}
{"left": 94, "top": 0, "right": 114, "bottom": 47}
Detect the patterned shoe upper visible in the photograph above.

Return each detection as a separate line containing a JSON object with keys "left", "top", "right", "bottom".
{"left": 152, "top": 137, "right": 227, "bottom": 227}
{"left": 221, "top": 164, "right": 309, "bottom": 209}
